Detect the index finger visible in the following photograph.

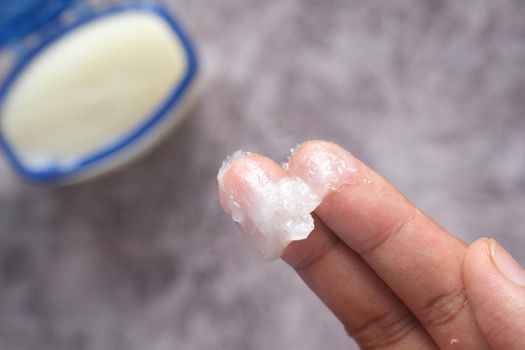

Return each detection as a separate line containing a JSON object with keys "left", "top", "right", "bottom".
{"left": 287, "top": 141, "right": 488, "bottom": 349}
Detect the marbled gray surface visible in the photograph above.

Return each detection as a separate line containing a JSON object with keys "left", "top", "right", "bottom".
{"left": 1, "top": 0, "right": 525, "bottom": 349}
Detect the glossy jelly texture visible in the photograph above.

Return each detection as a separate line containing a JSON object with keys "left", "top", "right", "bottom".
{"left": 218, "top": 144, "right": 356, "bottom": 260}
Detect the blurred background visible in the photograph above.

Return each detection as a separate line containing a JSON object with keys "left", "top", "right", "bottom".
{"left": 0, "top": 0, "right": 524, "bottom": 349}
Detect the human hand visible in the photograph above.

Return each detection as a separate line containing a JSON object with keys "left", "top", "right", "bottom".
{"left": 218, "top": 140, "right": 525, "bottom": 349}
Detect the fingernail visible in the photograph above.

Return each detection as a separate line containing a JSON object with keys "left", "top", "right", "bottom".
{"left": 490, "top": 238, "right": 525, "bottom": 287}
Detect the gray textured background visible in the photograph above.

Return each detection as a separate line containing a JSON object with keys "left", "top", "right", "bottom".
{"left": 1, "top": 0, "right": 524, "bottom": 349}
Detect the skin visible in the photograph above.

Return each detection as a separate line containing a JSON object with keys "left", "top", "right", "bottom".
{"left": 219, "top": 140, "right": 525, "bottom": 349}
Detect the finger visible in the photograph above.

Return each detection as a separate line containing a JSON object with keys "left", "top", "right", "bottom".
{"left": 218, "top": 151, "right": 321, "bottom": 260}
{"left": 463, "top": 238, "right": 525, "bottom": 350}
{"left": 284, "top": 218, "right": 437, "bottom": 349}
{"left": 218, "top": 152, "right": 437, "bottom": 349}
{"left": 287, "top": 140, "right": 489, "bottom": 349}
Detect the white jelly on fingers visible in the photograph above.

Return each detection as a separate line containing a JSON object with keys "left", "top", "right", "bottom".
{"left": 292, "top": 142, "right": 357, "bottom": 197}
{"left": 218, "top": 146, "right": 353, "bottom": 261}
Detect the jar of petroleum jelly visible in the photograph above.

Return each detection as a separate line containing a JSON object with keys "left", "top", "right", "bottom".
{"left": 0, "top": 0, "right": 199, "bottom": 184}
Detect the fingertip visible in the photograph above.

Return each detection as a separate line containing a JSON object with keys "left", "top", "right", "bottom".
{"left": 463, "top": 238, "right": 494, "bottom": 293}
{"left": 288, "top": 140, "right": 355, "bottom": 171}
{"left": 463, "top": 238, "right": 525, "bottom": 348}
{"left": 287, "top": 140, "right": 358, "bottom": 197}
{"left": 217, "top": 151, "right": 285, "bottom": 213}
{"left": 218, "top": 150, "right": 315, "bottom": 261}
{"left": 464, "top": 238, "right": 493, "bottom": 274}
{"left": 218, "top": 151, "right": 284, "bottom": 188}
{"left": 463, "top": 237, "right": 524, "bottom": 292}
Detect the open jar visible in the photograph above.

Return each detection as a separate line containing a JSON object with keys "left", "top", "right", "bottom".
{"left": 0, "top": 0, "right": 199, "bottom": 184}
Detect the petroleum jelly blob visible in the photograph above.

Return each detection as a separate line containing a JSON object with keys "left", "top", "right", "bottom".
{"left": 218, "top": 145, "right": 355, "bottom": 261}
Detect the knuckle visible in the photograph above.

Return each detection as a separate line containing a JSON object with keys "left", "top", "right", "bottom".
{"left": 418, "top": 286, "right": 469, "bottom": 327}
{"left": 359, "top": 207, "right": 420, "bottom": 257}
{"left": 349, "top": 310, "right": 419, "bottom": 349}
